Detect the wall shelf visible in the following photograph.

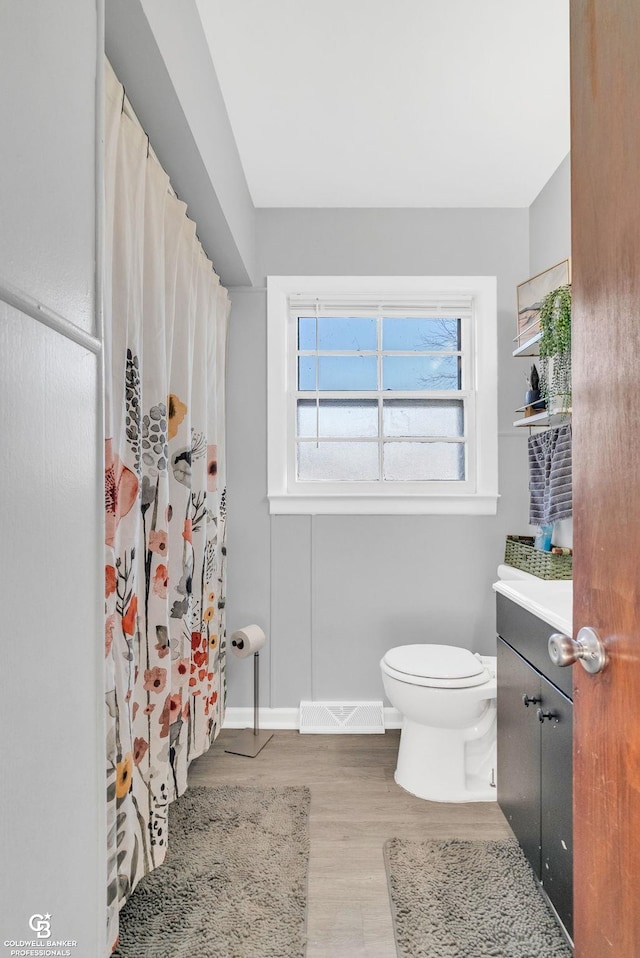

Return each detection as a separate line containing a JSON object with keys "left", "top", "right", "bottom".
{"left": 513, "top": 331, "right": 541, "bottom": 357}
{"left": 513, "top": 407, "right": 572, "bottom": 428}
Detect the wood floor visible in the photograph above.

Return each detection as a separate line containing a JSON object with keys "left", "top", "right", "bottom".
{"left": 189, "top": 729, "right": 512, "bottom": 958}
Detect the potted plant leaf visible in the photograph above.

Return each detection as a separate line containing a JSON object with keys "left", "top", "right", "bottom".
{"left": 539, "top": 284, "right": 571, "bottom": 412}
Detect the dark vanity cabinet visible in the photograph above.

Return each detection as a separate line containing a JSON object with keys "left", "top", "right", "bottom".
{"left": 497, "top": 593, "right": 573, "bottom": 940}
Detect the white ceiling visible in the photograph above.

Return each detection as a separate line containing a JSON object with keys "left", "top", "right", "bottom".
{"left": 196, "top": 0, "right": 569, "bottom": 209}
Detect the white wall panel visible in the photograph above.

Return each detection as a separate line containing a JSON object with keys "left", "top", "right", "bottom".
{"left": 0, "top": 0, "right": 97, "bottom": 333}
{"left": 0, "top": 303, "right": 103, "bottom": 952}
{"left": 0, "top": 0, "right": 103, "bottom": 950}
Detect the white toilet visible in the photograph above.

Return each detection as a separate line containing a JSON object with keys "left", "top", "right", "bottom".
{"left": 380, "top": 644, "right": 497, "bottom": 803}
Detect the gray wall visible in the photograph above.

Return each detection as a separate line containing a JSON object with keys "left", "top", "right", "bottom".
{"left": 0, "top": 0, "right": 105, "bottom": 951}
{"left": 226, "top": 208, "right": 532, "bottom": 707}
{"left": 529, "top": 153, "right": 571, "bottom": 276}
{"left": 529, "top": 154, "right": 573, "bottom": 548}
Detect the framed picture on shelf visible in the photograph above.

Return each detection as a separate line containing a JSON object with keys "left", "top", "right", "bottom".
{"left": 515, "top": 258, "right": 571, "bottom": 348}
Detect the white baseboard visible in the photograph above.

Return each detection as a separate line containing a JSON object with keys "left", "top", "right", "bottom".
{"left": 223, "top": 706, "right": 402, "bottom": 731}
{"left": 223, "top": 707, "right": 299, "bottom": 729}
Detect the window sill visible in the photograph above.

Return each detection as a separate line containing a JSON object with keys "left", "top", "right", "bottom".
{"left": 267, "top": 493, "right": 499, "bottom": 516}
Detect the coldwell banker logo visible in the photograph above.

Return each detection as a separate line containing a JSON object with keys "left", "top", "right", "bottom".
{"left": 28, "top": 916, "right": 51, "bottom": 940}
{"left": 3, "top": 913, "right": 77, "bottom": 956}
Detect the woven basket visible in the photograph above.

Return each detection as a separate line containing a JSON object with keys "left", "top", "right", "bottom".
{"left": 504, "top": 535, "right": 572, "bottom": 580}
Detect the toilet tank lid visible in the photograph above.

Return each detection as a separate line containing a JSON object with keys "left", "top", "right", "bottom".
{"left": 383, "top": 644, "right": 486, "bottom": 680}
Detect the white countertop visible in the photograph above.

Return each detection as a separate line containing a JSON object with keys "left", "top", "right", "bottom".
{"left": 493, "top": 570, "right": 573, "bottom": 637}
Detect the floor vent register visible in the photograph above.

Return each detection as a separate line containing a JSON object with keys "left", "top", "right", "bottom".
{"left": 299, "top": 700, "right": 385, "bottom": 734}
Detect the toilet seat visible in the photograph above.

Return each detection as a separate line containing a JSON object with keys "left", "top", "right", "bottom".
{"left": 381, "top": 644, "right": 491, "bottom": 689}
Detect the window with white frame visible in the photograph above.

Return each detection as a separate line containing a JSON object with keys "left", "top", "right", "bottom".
{"left": 267, "top": 276, "right": 498, "bottom": 515}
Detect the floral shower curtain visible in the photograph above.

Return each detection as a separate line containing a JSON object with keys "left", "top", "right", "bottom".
{"left": 103, "top": 61, "right": 230, "bottom": 952}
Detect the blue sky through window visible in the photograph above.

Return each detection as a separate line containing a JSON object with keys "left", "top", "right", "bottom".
{"left": 297, "top": 316, "right": 461, "bottom": 391}
{"left": 383, "top": 317, "right": 460, "bottom": 351}
{"left": 298, "top": 355, "right": 378, "bottom": 390}
{"left": 383, "top": 355, "right": 460, "bottom": 390}
{"left": 298, "top": 316, "right": 377, "bottom": 351}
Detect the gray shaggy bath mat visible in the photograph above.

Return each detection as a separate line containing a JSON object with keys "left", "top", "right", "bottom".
{"left": 384, "top": 838, "right": 572, "bottom": 958}
{"left": 113, "top": 785, "right": 309, "bottom": 958}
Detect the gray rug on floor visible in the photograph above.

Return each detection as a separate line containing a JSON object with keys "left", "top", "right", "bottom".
{"left": 113, "top": 785, "right": 310, "bottom": 958}
{"left": 384, "top": 838, "right": 572, "bottom": 958}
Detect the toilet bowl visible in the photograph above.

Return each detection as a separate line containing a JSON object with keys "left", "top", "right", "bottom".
{"left": 380, "top": 644, "right": 497, "bottom": 803}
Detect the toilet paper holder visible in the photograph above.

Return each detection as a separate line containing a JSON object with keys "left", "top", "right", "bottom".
{"left": 225, "top": 627, "right": 273, "bottom": 758}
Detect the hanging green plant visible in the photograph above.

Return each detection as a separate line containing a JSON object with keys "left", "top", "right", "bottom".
{"left": 538, "top": 284, "right": 571, "bottom": 410}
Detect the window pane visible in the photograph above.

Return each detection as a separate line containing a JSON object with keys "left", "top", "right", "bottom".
{"left": 297, "top": 400, "right": 378, "bottom": 438}
{"left": 383, "top": 355, "right": 460, "bottom": 390}
{"left": 297, "top": 442, "right": 379, "bottom": 481}
{"left": 298, "top": 356, "right": 317, "bottom": 390}
{"left": 298, "top": 317, "right": 317, "bottom": 350}
{"left": 319, "top": 317, "right": 376, "bottom": 351}
{"left": 318, "top": 356, "right": 378, "bottom": 390}
{"left": 383, "top": 442, "right": 465, "bottom": 480}
{"left": 298, "top": 316, "right": 377, "bottom": 351}
{"left": 299, "top": 356, "right": 378, "bottom": 391}
{"left": 383, "top": 318, "right": 460, "bottom": 351}
{"left": 383, "top": 400, "right": 464, "bottom": 437}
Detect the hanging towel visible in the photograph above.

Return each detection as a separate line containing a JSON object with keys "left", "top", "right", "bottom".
{"left": 547, "top": 424, "right": 573, "bottom": 522}
{"left": 528, "top": 424, "right": 572, "bottom": 525}
{"left": 528, "top": 433, "right": 548, "bottom": 525}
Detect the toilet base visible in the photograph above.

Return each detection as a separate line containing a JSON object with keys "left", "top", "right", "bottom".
{"left": 394, "top": 713, "right": 497, "bottom": 803}
{"left": 394, "top": 769, "right": 497, "bottom": 803}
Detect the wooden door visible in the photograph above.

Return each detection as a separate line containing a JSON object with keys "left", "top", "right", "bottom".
{"left": 571, "top": 2, "right": 640, "bottom": 955}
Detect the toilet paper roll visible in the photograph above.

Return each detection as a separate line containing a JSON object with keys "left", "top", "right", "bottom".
{"left": 230, "top": 624, "right": 266, "bottom": 658}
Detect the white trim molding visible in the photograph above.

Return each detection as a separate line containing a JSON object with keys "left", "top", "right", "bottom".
{"left": 267, "top": 493, "right": 499, "bottom": 516}
{"left": 222, "top": 707, "right": 402, "bottom": 730}
{"left": 267, "top": 275, "right": 499, "bottom": 515}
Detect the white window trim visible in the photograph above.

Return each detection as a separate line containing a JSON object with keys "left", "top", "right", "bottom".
{"left": 267, "top": 275, "right": 499, "bottom": 516}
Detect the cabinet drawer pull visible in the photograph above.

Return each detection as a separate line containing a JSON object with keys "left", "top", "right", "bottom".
{"left": 522, "top": 693, "right": 541, "bottom": 708}
{"left": 537, "top": 708, "right": 556, "bottom": 724}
